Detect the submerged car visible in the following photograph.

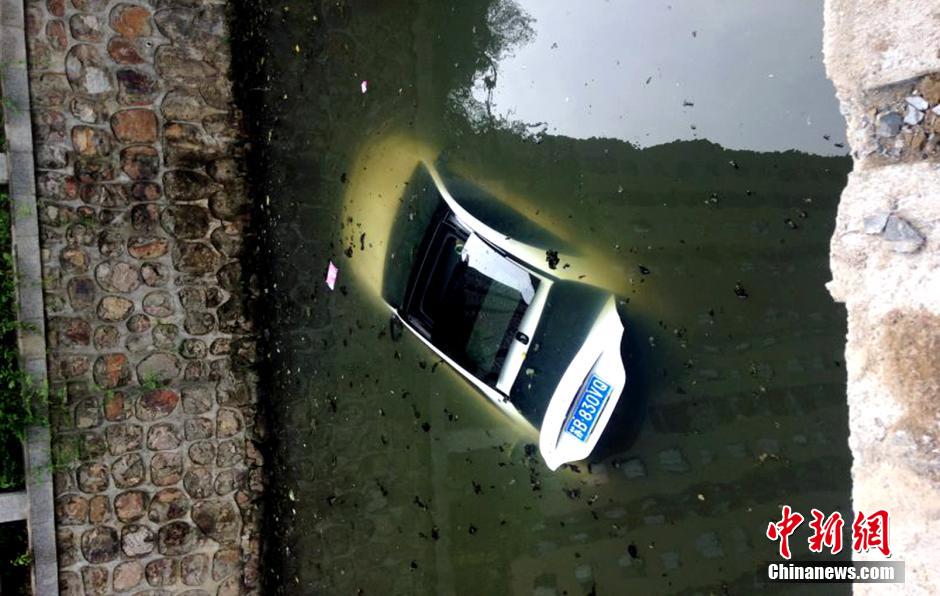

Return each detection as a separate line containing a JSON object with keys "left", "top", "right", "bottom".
{"left": 357, "top": 157, "right": 629, "bottom": 472}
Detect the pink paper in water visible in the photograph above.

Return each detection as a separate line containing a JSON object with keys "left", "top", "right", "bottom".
{"left": 360, "top": 80, "right": 368, "bottom": 94}
{"left": 325, "top": 261, "right": 338, "bottom": 290}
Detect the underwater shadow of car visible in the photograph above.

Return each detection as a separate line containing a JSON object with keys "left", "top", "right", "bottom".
{"left": 587, "top": 304, "right": 655, "bottom": 463}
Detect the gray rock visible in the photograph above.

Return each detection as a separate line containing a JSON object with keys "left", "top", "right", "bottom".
{"left": 863, "top": 212, "right": 890, "bottom": 234}
{"left": 875, "top": 111, "right": 903, "bottom": 137}
{"left": 904, "top": 105, "right": 924, "bottom": 125}
{"left": 883, "top": 214, "right": 925, "bottom": 253}
{"left": 906, "top": 95, "right": 929, "bottom": 111}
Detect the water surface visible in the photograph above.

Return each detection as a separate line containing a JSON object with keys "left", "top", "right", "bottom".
{"left": 233, "top": 1, "right": 852, "bottom": 593}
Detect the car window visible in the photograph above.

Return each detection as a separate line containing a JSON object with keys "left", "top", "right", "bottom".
{"left": 425, "top": 235, "right": 533, "bottom": 385}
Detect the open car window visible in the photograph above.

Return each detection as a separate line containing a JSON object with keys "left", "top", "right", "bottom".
{"left": 403, "top": 211, "right": 537, "bottom": 386}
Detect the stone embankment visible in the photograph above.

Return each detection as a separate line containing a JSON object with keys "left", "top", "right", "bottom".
{"left": 19, "top": 0, "right": 262, "bottom": 592}
{"left": 823, "top": 0, "right": 940, "bottom": 593}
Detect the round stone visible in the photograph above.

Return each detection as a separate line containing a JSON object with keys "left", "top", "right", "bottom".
{"left": 55, "top": 494, "right": 88, "bottom": 525}
{"left": 113, "top": 561, "right": 144, "bottom": 591}
{"left": 146, "top": 557, "right": 179, "bottom": 587}
{"left": 59, "top": 570, "right": 82, "bottom": 595}
{"left": 173, "top": 242, "right": 219, "bottom": 276}
{"left": 105, "top": 423, "right": 143, "bottom": 455}
{"left": 184, "top": 312, "right": 215, "bottom": 335}
{"left": 184, "top": 361, "right": 208, "bottom": 381}
{"left": 103, "top": 391, "right": 132, "bottom": 422}
{"left": 150, "top": 452, "right": 182, "bottom": 486}
{"left": 67, "top": 276, "right": 97, "bottom": 309}
{"left": 60, "top": 247, "right": 90, "bottom": 273}
{"left": 81, "top": 565, "right": 108, "bottom": 595}
{"left": 148, "top": 488, "right": 190, "bottom": 523}
{"left": 214, "top": 469, "right": 240, "bottom": 496}
{"left": 69, "top": 14, "right": 103, "bottom": 42}
{"left": 180, "top": 553, "right": 208, "bottom": 586}
{"left": 182, "top": 467, "right": 213, "bottom": 499}
{"left": 116, "top": 67, "right": 159, "bottom": 104}
{"left": 212, "top": 547, "right": 241, "bottom": 582}
{"left": 188, "top": 441, "right": 215, "bottom": 465}
{"left": 127, "top": 313, "right": 151, "bottom": 333}
{"left": 163, "top": 169, "right": 219, "bottom": 202}
{"left": 95, "top": 260, "right": 140, "bottom": 293}
{"left": 74, "top": 398, "right": 101, "bottom": 428}
{"left": 111, "top": 108, "right": 157, "bottom": 143}
{"left": 137, "top": 352, "right": 181, "bottom": 384}
{"left": 80, "top": 525, "right": 119, "bottom": 563}
{"left": 143, "top": 290, "right": 175, "bottom": 317}
{"left": 93, "top": 353, "right": 131, "bottom": 388}
{"left": 66, "top": 44, "right": 112, "bottom": 95}
{"left": 216, "top": 409, "right": 242, "bottom": 438}
{"left": 137, "top": 389, "right": 179, "bottom": 421}
{"left": 115, "top": 490, "right": 147, "bottom": 522}
{"left": 98, "top": 230, "right": 125, "bottom": 257}
{"left": 184, "top": 417, "right": 213, "bottom": 440}
{"left": 209, "top": 189, "right": 249, "bottom": 221}
{"left": 157, "top": 521, "right": 195, "bottom": 555}
{"left": 110, "top": 4, "right": 152, "bottom": 39}
{"left": 211, "top": 225, "right": 243, "bottom": 257}
{"left": 130, "top": 203, "right": 159, "bottom": 231}
{"left": 77, "top": 463, "right": 109, "bottom": 493}
{"left": 160, "top": 205, "right": 210, "bottom": 239}
{"left": 192, "top": 499, "right": 241, "bottom": 544}
{"left": 108, "top": 37, "right": 144, "bottom": 64}
{"left": 180, "top": 338, "right": 207, "bottom": 359}
{"left": 152, "top": 323, "right": 179, "bottom": 349}
{"left": 93, "top": 325, "right": 119, "bottom": 349}
{"left": 141, "top": 262, "right": 170, "bottom": 286}
{"left": 121, "top": 146, "right": 160, "bottom": 180}
{"left": 147, "top": 422, "right": 182, "bottom": 450}
{"left": 181, "top": 387, "right": 213, "bottom": 414}
{"left": 128, "top": 235, "right": 169, "bottom": 259}
{"left": 216, "top": 262, "right": 240, "bottom": 292}
{"left": 216, "top": 440, "right": 243, "bottom": 468}
{"left": 88, "top": 495, "right": 110, "bottom": 523}
{"left": 97, "top": 295, "right": 134, "bottom": 321}
{"left": 121, "top": 523, "right": 155, "bottom": 557}
{"left": 111, "top": 452, "right": 145, "bottom": 488}
{"left": 71, "top": 125, "right": 112, "bottom": 156}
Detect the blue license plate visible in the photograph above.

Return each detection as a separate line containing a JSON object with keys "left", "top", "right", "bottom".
{"left": 564, "top": 374, "right": 613, "bottom": 442}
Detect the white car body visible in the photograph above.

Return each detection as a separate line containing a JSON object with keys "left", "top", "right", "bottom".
{"left": 388, "top": 162, "right": 627, "bottom": 471}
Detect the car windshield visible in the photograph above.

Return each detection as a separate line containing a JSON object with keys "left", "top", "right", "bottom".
{"left": 409, "top": 223, "right": 536, "bottom": 385}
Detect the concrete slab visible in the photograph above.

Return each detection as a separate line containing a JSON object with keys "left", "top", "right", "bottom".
{"left": 0, "top": 491, "right": 28, "bottom": 523}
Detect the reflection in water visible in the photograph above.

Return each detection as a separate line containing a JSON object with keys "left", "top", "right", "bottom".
{"left": 233, "top": 0, "right": 851, "bottom": 593}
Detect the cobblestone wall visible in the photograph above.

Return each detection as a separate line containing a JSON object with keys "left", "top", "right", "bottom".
{"left": 20, "top": 0, "right": 262, "bottom": 593}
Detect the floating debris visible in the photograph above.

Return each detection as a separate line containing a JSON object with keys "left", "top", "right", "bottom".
{"left": 361, "top": 80, "right": 368, "bottom": 94}
{"left": 325, "top": 261, "right": 338, "bottom": 290}
{"left": 545, "top": 249, "right": 560, "bottom": 269}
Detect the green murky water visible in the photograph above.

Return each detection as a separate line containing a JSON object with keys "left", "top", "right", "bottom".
{"left": 234, "top": 1, "right": 852, "bottom": 593}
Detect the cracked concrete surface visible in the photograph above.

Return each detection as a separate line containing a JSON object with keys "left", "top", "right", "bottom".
{"left": 824, "top": 0, "right": 940, "bottom": 593}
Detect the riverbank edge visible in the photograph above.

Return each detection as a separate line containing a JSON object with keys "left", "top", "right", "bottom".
{"left": 823, "top": 1, "right": 940, "bottom": 594}
{"left": 17, "top": 0, "right": 264, "bottom": 593}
